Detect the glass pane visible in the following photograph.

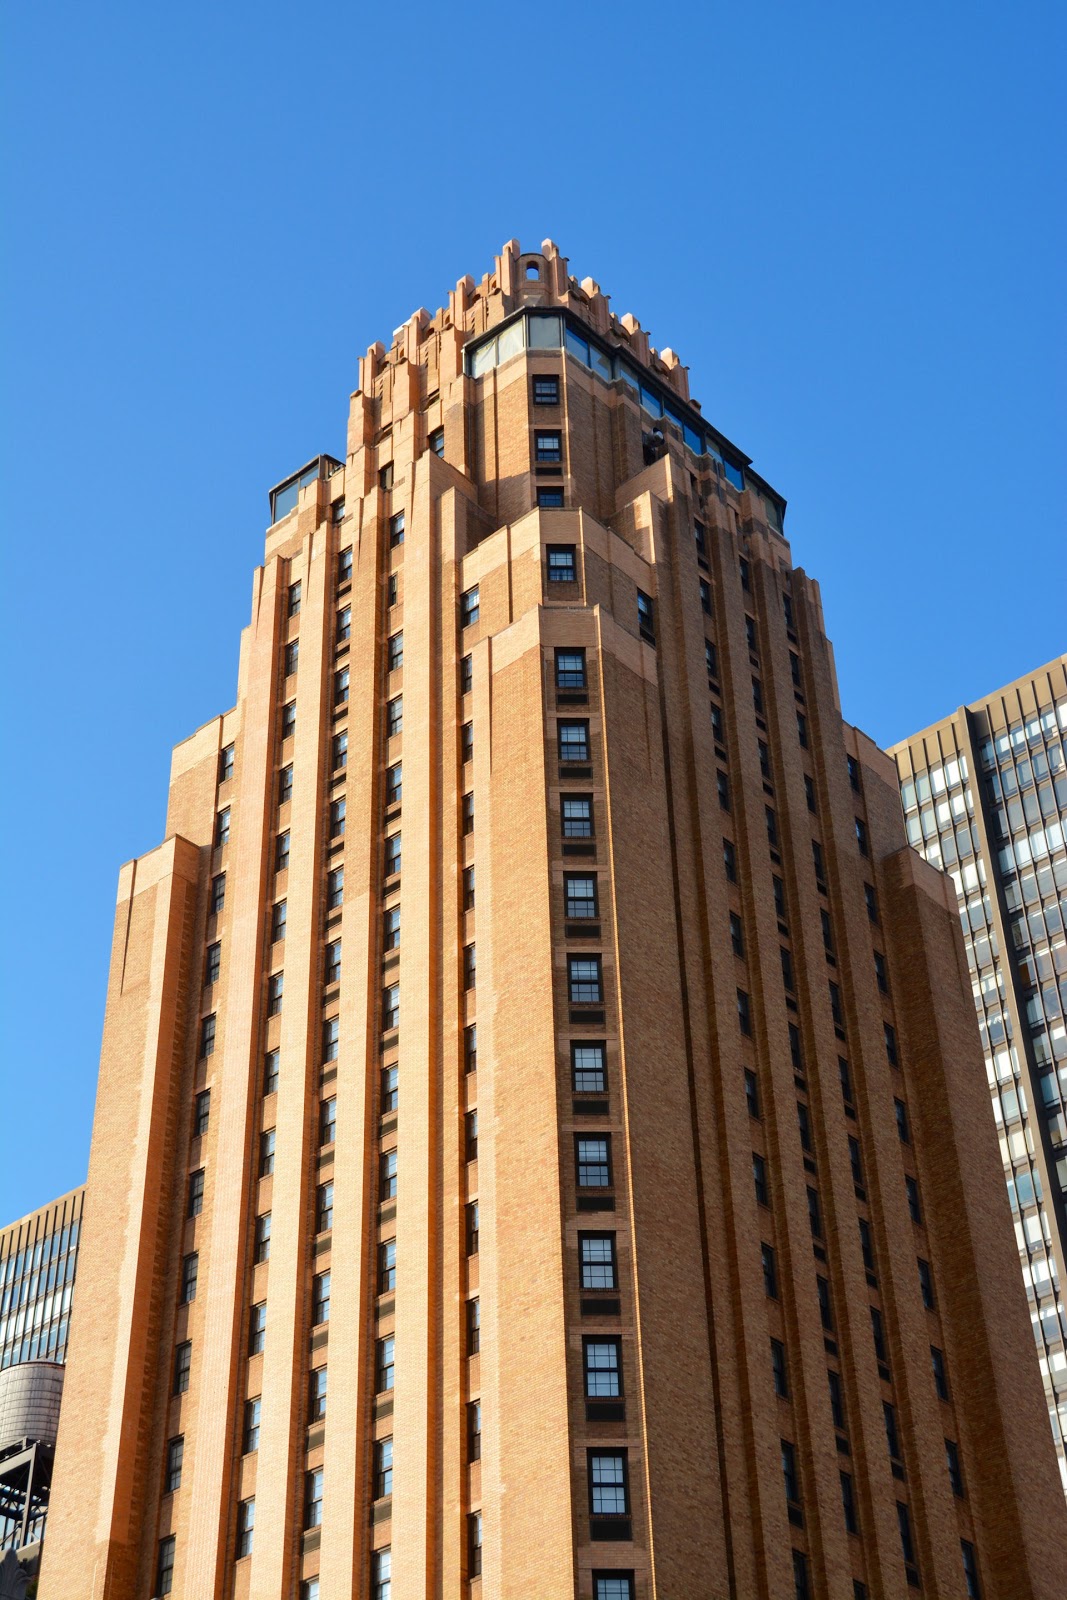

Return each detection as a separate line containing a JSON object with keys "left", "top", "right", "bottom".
{"left": 589, "top": 345, "right": 613, "bottom": 381}
{"left": 565, "top": 326, "right": 590, "bottom": 364}
{"left": 497, "top": 319, "right": 524, "bottom": 363}
{"left": 272, "top": 482, "right": 299, "bottom": 523}
{"left": 618, "top": 364, "right": 641, "bottom": 395}
{"left": 471, "top": 338, "right": 496, "bottom": 378}
{"left": 724, "top": 460, "right": 744, "bottom": 490}
{"left": 683, "top": 424, "right": 703, "bottom": 453}
{"left": 528, "top": 314, "right": 561, "bottom": 348}
{"left": 639, "top": 385, "right": 661, "bottom": 417}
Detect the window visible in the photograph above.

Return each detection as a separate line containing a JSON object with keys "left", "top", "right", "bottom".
{"left": 752, "top": 678, "right": 764, "bottom": 715}
{"left": 884, "top": 1022, "right": 899, "bottom": 1066}
{"left": 337, "top": 605, "right": 352, "bottom": 643}
{"left": 555, "top": 647, "right": 586, "bottom": 689}
{"left": 377, "top": 1335, "right": 395, "bottom": 1391}
{"left": 765, "top": 806, "right": 778, "bottom": 847}
{"left": 380, "top": 1148, "right": 398, "bottom": 1200}
{"left": 194, "top": 1088, "right": 211, "bottom": 1136}
{"left": 884, "top": 1400, "right": 902, "bottom": 1461}
{"left": 259, "top": 1128, "right": 276, "bottom": 1176}
{"left": 762, "top": 1243, "right": 778, "bottom": 1298}
{"left": 320, "top": 1096, "right": 336, "bottom": 1147}
{"left": 272, "top": 829, "right": 290, "bottom": 872}
{"left": 565, "top": 874, "right": 598, "bottom": 920}
{"left": 577, "top": 1136, "right": 612, "bottom": 1189}
{"left": 568, "top": 955, "right": 602, "bottom": 1003}
{"left": 535, "top": 430, "right": 562, "bottom": 462}
{"left": 384, "top": 905, "right": 401, "bottom": 951}
{"left": 468, "top": 1511, "right": 483, "bottom": 1577}
{"left": 711, "top": 705, "right": 724, "bottom": 744}
{"left": 739, "top": 557, "right": 751, "bottom": 591}
{"left": 316, "top": 1182, "right": 333, "bottom": 1234}
{"left": 855, "top": 816, "right": 869, "bottom": 855}
{"left": 559, "top": 720, "right": 590, "bottom": 762}
{"left": 372, "top": 1547, "right": 391, "bottom": 1600}
{"left": 309, "top": 1366, "right": 327, "bottom": 1421}
{"left": 335, "top": 666, "right": 350, "bottom": 704}
{"left": 164, "top": 1434, "right": 184, "bottom": 1493}
{"left": 279, "top": 764, "right": 294, "bottom": 804}
{"left": 781, "top": 947, "right": 795, "bottom": 993}
{"left": 737, "top": 988, "right": 752, "bottom": 1035}
{"left": 905, "top": 1175, "right": 922, "bottom": 1224}
{"left": 429, "top": 425, "right": 445, "bottom": 457}
{"left": 723, "top": 838, "right": 737, "bottom": 881}
{"left": 312, "top": 1271, "right": 331, "bottom": 1325}
{"left": 789, "top": 1027, "right": 804, "bottom": 1073}
{"left": 945, "top": 1438, "right": 964, "bottom": 1496}
{"left": 215, "top": 808, "right": 231, "bottom": 847}
{"left": 254, "top": 1213, "right": 271, "bottom": 1263}
{"left": 874, "top": 951, "right": 888, "bottom": 993}
{"left": 461, "top": 721, "right": 474, "bottom": 762}
{"left": 325, "top": 939, "right": 342, "bottom": 985}
{"left": 797, "top": 712, "right": 808, "bottom": 748}
{"left": 897, "top": 1502, "right": 917, "bottom": 1577}
{"left": 637, "top": 589, "right": 655, "bottom": 641}
{"left": 828, "top": 1370, "right": 845, "bottom": 1431}
{"left": 807, "top": 1187, "right": 823, "bottom": 1239}
{"left": 931, "top": 1345, "right": 948, "bottom": 1400}
{"left": 211, "top": 872, "right": 226, "bottom": 913}
{"left": 302, "top": 1583, "right": 321, "bottom": 1600}
{"left": 326, "top": 864, "right": 344, "bottom": 909}
{"left": 236, "top": 1497, "right": 255, "bottom": 1558}
{"left": 322, "top": 1016, "right": 340, "bottom": 1063}
{"left": 792, "top": 1551, "right": 810, "bottom": 1600}
{"left": 463, "top": 942, "right": 476, "bottom": 989}
{"left": 264, "top": 1049, "right": 280, "bottom": 1095}
{"left": 533, "top": 374, "right": 559, "bottom": 405}
{"left": 918, "top": 1257, "right": 935, "bottom": 1309}
{"left": 305, "top": 1468, "right": 324, "bottom": 1529}
{"left": 594, "top": 1579, "right": 634, "bottom": 1600}
{"left": 745, "top": 1069, "right": 760, "bottom": 1119}
{"left": 389, "top": 510, "right": 405, "bottom": 545}
{"left": 829, "top": 982, "right": 844, "bottom": 1029}
{"left": 694, "top": 520, "right": 708, "bottom": 560}
{"left": 288, "top": 579, "right": 302, "bottom": 617}
{"left": 841, "top": 1470, "right": 858, "bottom": 1534}
{"left": 797, "top": 1101, "right": 813, "bottom": 1152}
{"left": 174, "top": 1340, "right": 192, "bottom": 1393}
{"left": 249, "top": 1302, "right": 267, "bottom": 1354}
{"left": 848, "top": 754, "right": 861, "bottom": 791}
{"left": 459, "top": 652, "right": 473, "bottom": 695}
{"left": 572, "top": 1041, "right": 606, "bottom": 1094}
{"left": 379, "top": 1238, "right": 396, "bottom": 1293}
{"left": 782, "top": 1438, "right": 800, "bottom": 1505}
{"left": 462, "top": 792, "right": 475, "bottom": 834}
{"left": 387, "top": 696, "right": 403, "bottom": 737}
{"left": 547, "top": 545, "right": 577, "bottom": 583}
{"left": 156, "top": 1536, "right": 176, "bottom": 1596}
{"left": 700, "top": 579, "right": 712, "bottom": 615}
{"left": 181, "top": 1252, "right": 198, "bottom": 1303}
{"left": 464, "top": 1023, "right": 478, "bottom": 1073}
{"left": 332, "top": 730, "right": 348, "bottom": 770}
{"left": 705, "top": 639, "right": 718, "bottom": 679}
{"left": 789, "top": 650, "right": 801, "bottom": 687}
{"left": 812, "top": 839, "right": 826, "bottom": 882}
{"left": 188, "top": 1169, "right": 205, "bottom": 1218}
{"left": 589, "top": 1450, "right": 629, "bottom": 1517}
{"left": 563, "top": 795, "right": 593, "bottom": 837}
{"left": 387, "top": 572, "right": 398, "bottom": 606}
{"left": 585, "top": 1337, "right": 622, "bottom": 1397}
{"left": 466, "top": 1296, "right": 481, "bottom": 1354}
{"left": 386, "top": 763, "right": 402, "bottom": 805}
{"left": 771, "top": 1338, "right": 789, "bottom": 1397}
{"left": 382, "top": 1062, "right": 399, "bottom": 1112}
{"left": 461, "top": 586, "right": 480, "bottom": 627}
{"left": 537, "top": 487, "right": 564, "bottom": 508}
{"left": 385, "top": 832, "right": 401, "bottom": 875}
{"left": 580, "top": 1233, "right": 617, "bottom": 1290}
{"left": 961, "top": 1539, "right": 981, "bottom": 1599}
{"left": 375, "top": 1436, "right": 394, "bottom": 1497}
{"left": 466, "top": 1201, "right": 480, "bottom": 1254}
{"left": 284, "top": 640, "right": 299, "bottom": 678}
{"left": 465, "top": 1110, "right": 478, "bottom": 1161}
{"left": 338, "top": 545, "right": 353, "bottom": 583}
{"left": 753, "top": 1153, "right": 769, "bottom": 1206}
{"left": 267, "top": 972, "right": 284, "bottom": 1015}
{"left": 805, "top": 775, "right": 817, "bottom": 814}
{"left": 467, "top": 1401, "right": 482, "bottom": 1461}
{"left": 817, "top": 1276, "right": 833, "bottom": 1331}
{"left": 271, "top": 900, "right": 287, "bottom": 942}
{"left": 219, "top": 743, "right": 235, "bottom": 783}
{"left": 782, "top": 593, "right": 794, "bottom": 628}
{"left": 870, "top": 1305, "right": 886, "bottom": 1362}
{"left": 717, "top": 771, "right": 731, "bottom": 811}
{"left": 864, "top": 882, "right": 879, "bottom": 922}
{"left": 848, "top": 1137, "right": 864, "bottom": 1188}
{"left": 243, "top": 1397, "right": 261, "bottom": 1453}
{"left": 462, "top": 865, "right": 475, "bottom": 911}
{"left": 859, "top": 1218, "right": 875, "bottom": 1273}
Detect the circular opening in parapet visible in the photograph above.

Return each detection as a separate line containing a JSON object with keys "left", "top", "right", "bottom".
{"left": 525, "top": 261, "right": 541, "bottom": 280}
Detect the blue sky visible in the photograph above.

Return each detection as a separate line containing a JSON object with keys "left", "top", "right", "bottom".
{"left": 2, "top": 1, "right": 1064, "bottom": 1222}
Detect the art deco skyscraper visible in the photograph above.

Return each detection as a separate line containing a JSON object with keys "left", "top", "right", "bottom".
{"left": 42, "top": 241, "right": 1066, "bottom": 1600}
{"left": 891, "top": 658, "right": 1067, "bottom": 1497}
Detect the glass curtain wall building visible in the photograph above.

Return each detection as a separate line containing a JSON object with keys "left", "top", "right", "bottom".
{"left": 891, "top": 657, "right": 1067, "bottom": 1493}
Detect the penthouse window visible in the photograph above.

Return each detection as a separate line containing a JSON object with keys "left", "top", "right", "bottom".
{"left": 555, "top": 647, "right": 586, "bottom": 689}
{"left": 559, "top": 720, "right": 590, "bottom": 763}
{"left": 568, "top": 955, "right": 602, "bottom": 1004}
{"left": 535, "top": 430, "right": 562, "bottom": 463}
{"left": 565, "top": 874, "right": 598, "bottom": 920}
{"left": 547, "top": 545, "right": 576, "bottom": 582}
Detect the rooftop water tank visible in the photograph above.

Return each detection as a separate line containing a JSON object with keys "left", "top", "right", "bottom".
{"left": 0, "top": 1362, "right": 64, "bottom": 1455}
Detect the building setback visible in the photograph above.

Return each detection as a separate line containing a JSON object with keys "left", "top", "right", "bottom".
{"left": 891, "top": 658, "right": 1067, "bottom": 1498}
{"left": 41, "top": 241, "right": 1066, "bottom": 1600}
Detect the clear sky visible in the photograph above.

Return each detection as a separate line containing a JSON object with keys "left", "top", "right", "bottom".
{"left": 2, "top": 1, "right": 1064, "bottom": 1222}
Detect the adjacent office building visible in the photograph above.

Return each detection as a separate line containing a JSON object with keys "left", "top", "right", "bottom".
{"left": 0, "top": 1186, "right": 85, "bottom": 1555}
{"left": 891, "top": 658, "right": 1067, "bottom": 1495}
{"left": 41, "top": 242, "right": 1066, "bottom": 1599}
